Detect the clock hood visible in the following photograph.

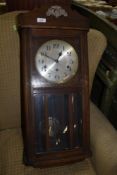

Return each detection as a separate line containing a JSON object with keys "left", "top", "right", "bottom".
{"left": 17, "top": 4, "right": 89, "bottom": 31}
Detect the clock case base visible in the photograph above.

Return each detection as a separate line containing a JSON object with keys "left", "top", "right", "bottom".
{"left": 18, "top": 3, "right": 91, "bottom": 168}
{"left": 24, "top": 148, "right": 91, "bottom": 168}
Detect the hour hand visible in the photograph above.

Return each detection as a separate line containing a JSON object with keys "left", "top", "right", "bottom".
{"left": 57, "top": 51, "right": 62, "bottom": 62}
{"left": 58, "top": 51, "right": 62, "bottom": 58}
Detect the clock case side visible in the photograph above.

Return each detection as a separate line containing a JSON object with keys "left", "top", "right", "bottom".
{"left": 18, "top": 4, "right": 91, "bottom": 167}
{"left": 19, "top": 28, "right": 36, "bottom": 165}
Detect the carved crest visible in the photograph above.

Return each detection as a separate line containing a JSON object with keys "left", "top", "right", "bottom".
{"left": 46, "top": 5, "right": 68, "bottom": 18}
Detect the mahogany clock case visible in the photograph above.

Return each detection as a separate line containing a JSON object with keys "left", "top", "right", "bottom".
{"left": 18, "top": 4, "right": 90, "bottom": 167}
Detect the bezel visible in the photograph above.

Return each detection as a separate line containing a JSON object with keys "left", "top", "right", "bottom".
{"left": 35, "top": 39, "right": 79, "bottom": 84}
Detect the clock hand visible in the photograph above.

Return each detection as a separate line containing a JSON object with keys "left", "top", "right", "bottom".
{"left": 57, "top": 51, "right": 62, "bottom": 62}
{"left": 58, "top": 51, "right": 62, "bottom": 58}
{"left": 44, "top": 54, "right": 58, "bottom": 63}
{"left": 44, "top": 52, "right": 63, "bottom": 63}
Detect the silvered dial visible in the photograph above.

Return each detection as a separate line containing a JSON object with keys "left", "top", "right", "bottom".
{"left": 35, "top": 40, "right": 78, "bottom": 84}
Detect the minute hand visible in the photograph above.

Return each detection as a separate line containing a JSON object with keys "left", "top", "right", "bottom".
{"left": 44, "top": 54, "right": 57, "bottom": 63}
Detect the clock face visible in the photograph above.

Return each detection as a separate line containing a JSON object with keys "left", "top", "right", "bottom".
{"left": 35, "top": 40, "right": 78, "bottom": 84}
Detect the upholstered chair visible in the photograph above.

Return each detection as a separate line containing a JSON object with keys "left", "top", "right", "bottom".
{"left": 0, "top": 11, "right": 117, "bottom": 175}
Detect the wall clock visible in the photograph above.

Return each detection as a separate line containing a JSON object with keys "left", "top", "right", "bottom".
{"left": 18, "top": 2, "right": 90, "bottom": 168}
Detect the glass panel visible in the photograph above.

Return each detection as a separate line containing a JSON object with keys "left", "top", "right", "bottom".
{"left": 47, "top": 94, "right": 69, "bottom": 151}
{"left": 34, "top": 95, "right": 46, "bottom": 152}
{"left": 34, "top": 93, "right": 83, "bottom": 153}
{"left": 73, "top": 94, "right": 82, "bottom": 147}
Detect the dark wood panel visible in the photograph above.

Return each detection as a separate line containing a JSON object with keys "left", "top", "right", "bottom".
{"left": 6, "top": 0, "right": 71, "bottom": 11}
